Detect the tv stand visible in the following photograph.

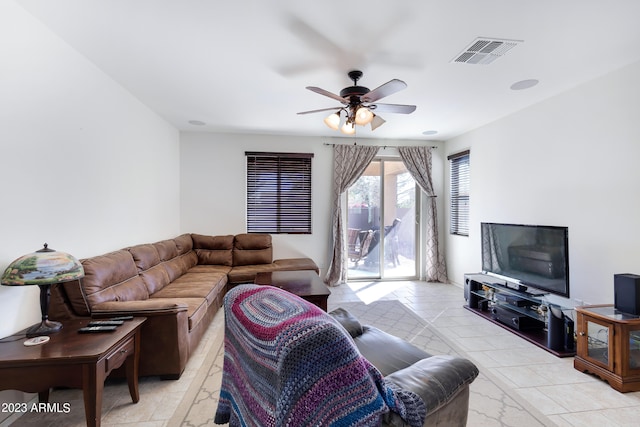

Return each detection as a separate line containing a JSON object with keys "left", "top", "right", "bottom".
{"left": 464, "top": 273, "right": 575, "bottom": 357}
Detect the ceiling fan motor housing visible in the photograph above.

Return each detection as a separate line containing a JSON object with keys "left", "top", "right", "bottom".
{"left": 340, "top": 85, "right": 370, "bottom": 100}
{"left": 340, "top": 70, "right": 370, "bottom": 102}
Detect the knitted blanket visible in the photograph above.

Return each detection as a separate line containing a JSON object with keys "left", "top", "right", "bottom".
{"left": 214, "top": 284, "right": 425, "bottom": 427}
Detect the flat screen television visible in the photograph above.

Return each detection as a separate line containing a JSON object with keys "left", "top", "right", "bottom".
{"left": 481, "top": 222, "right": 570, "bottom": 298}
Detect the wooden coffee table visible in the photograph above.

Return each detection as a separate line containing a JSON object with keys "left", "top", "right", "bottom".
{"left": 0, "top": 317, "right": 145, "bottom": 427}
{"left": 255, "top": 270, "right": 331, "bottom": 311}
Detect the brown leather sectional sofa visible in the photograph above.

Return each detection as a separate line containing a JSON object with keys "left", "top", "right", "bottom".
{"left": 49, "top": 233, "right": 318, "bottom": 379}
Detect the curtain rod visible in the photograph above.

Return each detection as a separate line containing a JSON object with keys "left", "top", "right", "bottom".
{"left": 323, "top": 142, "right": 438, "bottom": 149}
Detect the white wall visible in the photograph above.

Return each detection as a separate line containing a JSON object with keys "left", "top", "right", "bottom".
{"left": 0, "top": 1, "right": 181, "bottom": 340}
{"left": 180, "top": 133, "right": 445, "bottom": 276}
{"left": 180, "top": 132, "right": 333, "bottom": 272}
{"left": 444, "top": 60, "right": 640, "bottom": 306}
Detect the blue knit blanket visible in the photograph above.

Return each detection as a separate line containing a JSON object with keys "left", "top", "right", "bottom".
{"left": 214, "top": 284, "right": 426, "bottom": 427}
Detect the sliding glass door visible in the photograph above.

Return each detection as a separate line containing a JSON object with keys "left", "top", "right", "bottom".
{"left": 346, "top": 159, "right": 417, "bottom": 280}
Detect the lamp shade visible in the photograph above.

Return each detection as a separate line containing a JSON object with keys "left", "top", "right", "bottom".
{"left": 2, "top": 244, "right": 84, "bottom": 286}
{"left": 1, "top": 244, "right": 84, "bottom": 338}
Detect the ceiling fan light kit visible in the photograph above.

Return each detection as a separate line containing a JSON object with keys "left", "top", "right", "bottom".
{"left": 298, "top": 70, "right": 416, "bottom": 134}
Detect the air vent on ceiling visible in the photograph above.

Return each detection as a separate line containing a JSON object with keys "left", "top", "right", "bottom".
{"left": 452, "top": 37, "right": 522, "bottom": 65}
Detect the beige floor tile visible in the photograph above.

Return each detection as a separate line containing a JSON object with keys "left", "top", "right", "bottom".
{"left": 515, "top": 387, "right": 572, "bottom": 415}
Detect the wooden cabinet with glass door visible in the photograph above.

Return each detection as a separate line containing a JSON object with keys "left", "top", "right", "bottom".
{"left": 574, "top": 304, "right": 640, "bottom": 392}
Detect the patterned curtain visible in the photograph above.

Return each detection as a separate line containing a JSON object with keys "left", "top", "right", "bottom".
{"left": 398, "top": 146, "right": 448, "bottom": 283}
{"left": 324, "top": 145, "right": 379, "bottom": 286}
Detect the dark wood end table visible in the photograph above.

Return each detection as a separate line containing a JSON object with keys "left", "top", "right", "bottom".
{"left": 255, "top": 270, "right": 331, "bottom": 311}
{"left": 574, "top": 305, "right": 640, "bottom": 392}
{"left": 0, "top": 317, "right": 145, "bottom": 427}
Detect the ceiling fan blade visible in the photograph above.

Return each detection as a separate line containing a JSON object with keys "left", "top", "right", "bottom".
{"left": 287, "top": 15, "right": 343, "bottom": 57}
{"left": 306, "top": 86, "right": 348, "bottom": 103}
{"left": 362, "top": 79, "right": 407, "bottom": 103}
{"left": 369, "top": 103, "right": 416, "bottom": 114}
{"left": 297, "top": 107, "right": 342, "bottom": 115}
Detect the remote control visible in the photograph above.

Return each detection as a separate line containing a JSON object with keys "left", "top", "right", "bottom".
{"left": 110, "top": 315, "right": 134, "bottom": 321}
{"left": 88, "top": 320, "right": 124, "bottom": 326}
{"left": 78, "top": 325, "right": 118, "bottom": 333}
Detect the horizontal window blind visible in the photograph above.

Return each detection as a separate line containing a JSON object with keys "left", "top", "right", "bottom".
{"left": 246, "top": 152, "right": 313, "bottom": 234}
{"left": 448, "top": 150, "right": 470, "bottom": 236}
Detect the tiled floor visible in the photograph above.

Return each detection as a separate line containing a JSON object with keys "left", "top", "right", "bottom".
{"left": 327, "top": 281, "right": 640, "bottom": 427}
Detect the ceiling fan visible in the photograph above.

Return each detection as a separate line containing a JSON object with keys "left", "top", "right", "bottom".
{"left": 297, "top": 70, "right": 416, "bottom": 134}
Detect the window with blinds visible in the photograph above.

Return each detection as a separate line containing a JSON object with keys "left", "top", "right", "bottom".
{"left": 448, "top": 150, "right": 470, "bottom": 236}
{"left": 246, "top": 152, "right": 313, "bottom": 234}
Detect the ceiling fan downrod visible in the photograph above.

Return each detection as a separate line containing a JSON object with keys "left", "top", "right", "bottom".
{"left": 340, "top": 70, "right": 370, "bottom": 99}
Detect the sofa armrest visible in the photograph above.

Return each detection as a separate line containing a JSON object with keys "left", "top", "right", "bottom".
{"left": 384, "top": 355, "right": 479, "bottom": 421}
{"left": 329, "top": 307, "right": 364, "bottom": 338}
{"left": 91, "top": 299, "right": 189, "bottom": 317}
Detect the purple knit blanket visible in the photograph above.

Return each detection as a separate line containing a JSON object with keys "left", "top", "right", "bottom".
{"left": 214, "top": 284, "right": 425, "bottom": 427}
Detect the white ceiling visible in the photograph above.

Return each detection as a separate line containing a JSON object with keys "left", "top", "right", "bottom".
{"left": 16, "top": 0, "right": 640, "bottom": 141}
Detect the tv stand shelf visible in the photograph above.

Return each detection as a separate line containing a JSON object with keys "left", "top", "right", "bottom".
{"left": 464, "top": 273, "right": 575, "bottom": 357}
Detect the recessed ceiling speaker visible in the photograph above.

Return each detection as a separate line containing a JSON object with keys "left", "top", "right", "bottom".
{"left": 510, "top": 79, "right": 539, "bottom": 90}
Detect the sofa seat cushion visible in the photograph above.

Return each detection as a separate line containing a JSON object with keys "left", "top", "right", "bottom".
{"left": 353, "top": 326, "right": 432, "bottom": 376}
{"left": 150, "top": 273, "right": 227, "bottom": 305}
{"left": 187, "top": 264, "right": 232, "bottom": 275}
{"left": 273, "top": 258, "right": 319, "bottom": 273}
{"left": 172, "top": 271, "right": 227, "bottom": 288}
{"left": 227, "top": 263, "right": 279, "bottom": 284}
{"left": 90, "top": 298, "right": 189, "bottom": 315}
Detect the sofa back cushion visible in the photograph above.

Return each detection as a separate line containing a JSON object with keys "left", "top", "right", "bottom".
{"left": 155, "top": 239, "right": 178, "bottom": 261}
{"left": 79, "top": 250, "right": 149, "bottom": 309}
{"left": 153, "top": 238, "right": 192, "bottom": 282}
{"left": 192, "top": 234, "right": 234, "bottom": 266}
{"left": 181, "top": 251, "right": 198, "bottom": 270}
{"left": 233, "top": 233, "right": 272, "bottom": 266}
{"left": 128, "top": 243, "right": 170, "bottom": 294}
{"left": 174, "top": 233, "right": 194, "bottom": 255}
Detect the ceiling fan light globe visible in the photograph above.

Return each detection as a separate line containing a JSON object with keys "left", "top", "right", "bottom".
{"left": 354, "top": 107, "right": 374, "bottom": 125}
{"left": 323, "top": 112, "right": 341, "bottom": 130}
{"left": 340, "top": 122, "right": 356, "bottom": 135}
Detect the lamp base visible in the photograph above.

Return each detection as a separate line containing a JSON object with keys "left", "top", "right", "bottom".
{"left": 26, "top": 319, "right": 62, "bottom": 338}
